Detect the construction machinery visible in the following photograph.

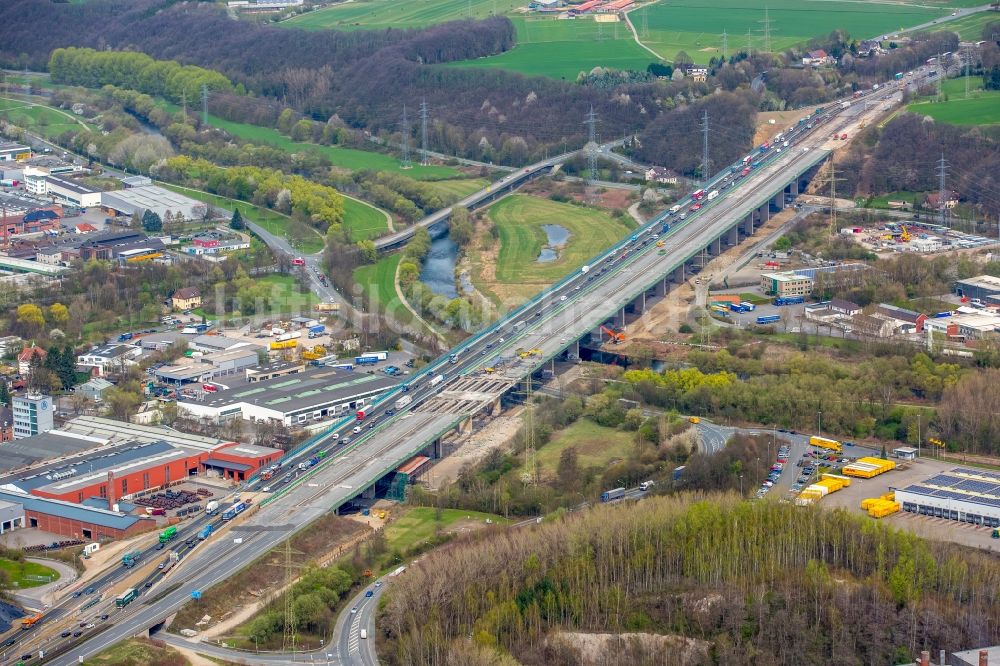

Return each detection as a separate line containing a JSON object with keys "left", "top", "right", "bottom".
{"left": 600, "top": 325, "right": 625, "bottom": 344}
{"left": 301, "top": 345, "right": 327, "bottom": 361}
{"left": 900, "top": 225, "right": 911, "bottom": 242}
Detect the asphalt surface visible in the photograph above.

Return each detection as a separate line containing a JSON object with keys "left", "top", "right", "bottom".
{"left": 34, "top": 71, "right": 936, "bottom": 666}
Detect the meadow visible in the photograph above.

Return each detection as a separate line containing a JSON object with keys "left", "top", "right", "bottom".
{"left": 490, "top": 194, "right": 633, "bottom": 284}
{"left": 342, "top": 195, "right": 392, "bottom": 242}
{"left": 283, "top": 0, "right": 524, "bottom": 31}
{"left": 534, "top": 419, "right": 635, "bottom": 476}
{"left": 353, "top": 253, "right": 411, "bottom": 322}
{"left": 929, "top": 9, "right": 999, "bottom": 41}
{"left": 449, "top": 16, "right": 655, "bottom": 80}
{"left": 384, "top": 507, "right": 509, "bottom": 555}
{"left": 639, "top": 0, "right": 951, "bottom": 64}
{"left": 0, "top": 97, "right": 93, "bottom": 139}
{"left": 907, "top": 76, "right": 1000, "bottom": 126}
{"left": 422, "top": 177, "right": 490, "bottom": 201}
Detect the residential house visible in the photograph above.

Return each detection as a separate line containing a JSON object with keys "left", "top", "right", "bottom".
{"left": 926, "top": 191, "right": 959, "bottom": 210}
{"left": 644, "top": 167, "right": 678, "bottom": 185}
{"left": 77, "top": 344, "right": 141, "bottom": 378}
{"left": 848, "top": 313, "right": 896, "bottom": 338}
{"left": 74, "top": 223, "right": 98, "bottom": 234}
{"left": 856, "top": 40, "right": 886, "bottom": 58}
{"left": 0, "top": 336, "right": 23, "bottom": 357}
{"left": 802, "top": 49, "right": 834, "bottom": 66}
{"left": 79, "top": 377, "right": 114, "bottom": 402}
{"left": 171, "top": 287, "right": 202, "bottom": 312}
{"left": 17, "top": 345, "right": 46, "bottom": 377}
{"left": 874, "top": 303, "right": 927, "bottom": 333}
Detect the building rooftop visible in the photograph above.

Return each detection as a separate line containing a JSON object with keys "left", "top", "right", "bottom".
{"left": 81, "top": 343, "right": 133, "bottom": 359}
{"left": 191, "top": 335, "right": 247, "bottom": 351}
{"left": 900, "top": 467, "right": 1000, "bottom": 512}
{"left": 81, "top": 378, "right": 114, "bottom": 391}
{"left": 173, "top": 287, "right": 201, "bottom": 300}
{"left": 0, "top": 489, "right": 145, "bottom": 531}
{"left": 183, "top": 366, "right": 400, "bottom": 414}
{"left": 46, "top": 175, "right": 98, "bottom": 196}
{"left": 0, "top": 431, "right": 109, "bottom": 474}
{"left": 155, "top": 364, "right": 210, "bottom": 382}
{"left": 876, "top": 303, "right": 923, "bottom": 324}
{"left": 60, "top": 415, "right": 229, "bottom": 452}
{"left": 0, "top": 142, "right": 30, "bottom": 152}
{"left": 102, "top": 185, "right": 204, "bottom": 213}
{"left": 200, "top": 348, "right": 261, "bottom": 365}
{"left": 956, "top": 275, "right": 1000, "bottom": 291}
{"left": 215, "top": 442, "right": 283, "bottom": 458}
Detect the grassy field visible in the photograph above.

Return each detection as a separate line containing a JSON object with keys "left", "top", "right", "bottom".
{"left": 159, "top": 183, "right": 326, "bottom": 253}
{"left": 907, "top": 77, "right": 1000, "bottom": 126}
{"left": 83, "top": 638, "right": 188, "bottom": 666}
{"left": 867, "top": 190, "right": 929, "bottom": 209}
{"left": 283, "top": 0, "right": 523, "bottom": 31}
{"left": 450, "top": 17, "right": 656, "bottom": 80}
{"left": 535, "top": 419, "right": 635, "bottom": 476}
{"left": 254, "top": 274, "right": 316, "bottom": 314}
{"left": 930, "top": 9, "right": 1000, "bottom": 41}
{"left": 342, "top": 195, "right": 391, "bottom": 242}
{"left": 0, "top": 97, "right": 92, "bottom": 139}
{"left": 157, "top": 100, "right": 457, "bottom": 179}
{"left": 0, "top": 558, "right": 59, "bottom": 589}
{"left": 422, "top": 177, "right": 490, "bottom": 201}
{"left": 353, "top": 253, "right": 411, "bottom": 322}
{"left": 639, "top": 0, "right": 951, "bottom": 64}
{"left": 491, "top": 194, "right": 633, "bottom": 284}
{"left": 384, "top": 507, "right": 508, "bottom": 555}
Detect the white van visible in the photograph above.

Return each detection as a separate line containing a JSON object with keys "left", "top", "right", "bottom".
{"left": 360, "top": 629, "right": 368, "bottom": 640}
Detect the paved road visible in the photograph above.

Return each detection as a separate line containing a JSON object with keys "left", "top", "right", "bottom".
{"left": 893, "top": 4, "right": 995, "bottom": 37}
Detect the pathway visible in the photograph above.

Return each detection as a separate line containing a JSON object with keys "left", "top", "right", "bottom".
{"left": 623, "top": 6, "right": 666, "bottom": 62}
{"left": 393, "top": 260, "right": 449, "bottom": 349}
{"left": 0, "top": 95, "right": 91, "bottom": 131}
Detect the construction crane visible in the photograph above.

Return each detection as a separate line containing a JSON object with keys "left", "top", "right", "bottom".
{"left": 900, "top": 225, "right": 911, "bottom": 242}
{"left": 600, "top": 325, "right": 625, "bottom": 344}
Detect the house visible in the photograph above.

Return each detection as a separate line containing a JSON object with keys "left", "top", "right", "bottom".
{"left": 926, "top": 191, "right": 959, "bottom": 210}
{"left": 856, "top": 40, "right": 885, "bottom": 58}
{"left": 17, "top": 345, "right": 47, "bottom": 377}
{"left": 529, "top": 0, "right": 564, "bottom": 9}
{"left": 0, "top": 336, "right": 23, "bottom": 357}
{"left": 171, "top": 287, "right": 202, "bottom": 312}
{"left": 874, "top": 303, "right": 927, "bottom": 333}
{"left": 74, "top": 223, "right": 98, "bottom": 234}
{"left": 644, "top": 167, "right": 678, "bottom": 185}
{"left": 802, "top": 49, "right": 834, "bottom": 66}
{"left": 688, "top": 67, "right": 708, "bottom": 82}
{"left": 0, "top": 405, "right": 13, "bottom": 442}
{"left": 848, "top": 313, "right": 895, "bottom": 338}
{"left": 77, "top": 344, "right": 141, "bottom": 378}
{"left": 79, "top": 377, "right": 114, "bottom": 402}
{"left": 829, "top": 298, "right": 862, "bottom": 317}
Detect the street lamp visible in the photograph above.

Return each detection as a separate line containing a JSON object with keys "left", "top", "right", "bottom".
{"left": 738, "top": 474, "right": 744, "bottom": 496}
{"left": 817, "top": 410, "right": 822, "bottom": 436}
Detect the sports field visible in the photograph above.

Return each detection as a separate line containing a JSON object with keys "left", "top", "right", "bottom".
{"left": 283, "top": 0, "right": 524, "bottom": 31}
{"left": 638, "top": 0, "right": 950, "bottom": 65}
{"left": 353, "top": 253, "right": 411, "bottom": 322}
{"left": 157, "top": 100, "right": 457, "bottom": 179}
{"left": 490, "top": 194, "right": 633, "bottom": 284}
{"left": 450, "top": 17, "right": 656, "bottom": 80}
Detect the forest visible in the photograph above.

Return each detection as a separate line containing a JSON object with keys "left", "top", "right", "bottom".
{"left": 379, "top": 495, "right": 1000, "bottom": 666}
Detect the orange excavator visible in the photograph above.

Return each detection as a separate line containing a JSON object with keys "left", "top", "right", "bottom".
{"left": 600, "top": 325, "right": 625, "bottom": 344}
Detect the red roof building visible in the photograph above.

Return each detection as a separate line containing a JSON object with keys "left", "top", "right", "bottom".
{"left": 203, "top": 443, "right": 284, "bottom": 482}
{"left": 17, "top": 345, "right": 47, "bottom": 376}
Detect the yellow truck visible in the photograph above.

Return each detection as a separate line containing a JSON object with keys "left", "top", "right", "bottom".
{"left": 269, "top": 339, "right": 298, "bottom": 351}
{"left": 809, "top": 435, "right": 842, "bottom": 454}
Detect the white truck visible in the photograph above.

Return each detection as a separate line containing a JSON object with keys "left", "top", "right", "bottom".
{"left": 394, "top": 395, "right": 412, "bottom": 410}
{"left": 510, "top": 320, "right": 526, "bottom": 334}
{"left": 707, "top": 190, "right": 719, "bottom": 201}
{"left": 429, "top": 374, "right": 445, "bottom": 388}
{"left": 581, "top": 265, "right": 590, "bottom": 274}
{"left": 669, "top": 204, "right": 682, "bottom": 214}
{"left": 361, "top": 351, "right": 389, "bottom": 361}
{"left": 205, "top": 500, "right": 220, "bottom": 516}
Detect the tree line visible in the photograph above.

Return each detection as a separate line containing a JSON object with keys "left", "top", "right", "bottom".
{"left": 379, "top": 494, "right": 1000, "bottom": 665}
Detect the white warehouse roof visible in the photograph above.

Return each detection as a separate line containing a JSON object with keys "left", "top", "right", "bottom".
{"left": 101, "top": 185, "right": 206, "bottom": 221}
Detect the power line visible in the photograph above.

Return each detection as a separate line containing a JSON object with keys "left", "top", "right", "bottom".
{"left": 826, "top": 158, "right": 846, "bottom": 235}
{"left": 700, "top": 110, "right": 710, "bottom": 187}
{"left": 758, "top": 6, "right": 774, "bottom": 54}
{"left": 400, "top": 103, "right": 411, "bottom": 169}
{"left": 721, "top": 29, "right": 728, "bottom": 61}
{"left": 419, "top": 99, "right": 429, "bottom": 166}
{"left": 937, "top": 153, "right": 949, "bottom": 226}
{"left": 640, "top": 7, "right": 649, "bottom": 39}
{"left": 585, "top": 105, "right": 598, "bottom": 185}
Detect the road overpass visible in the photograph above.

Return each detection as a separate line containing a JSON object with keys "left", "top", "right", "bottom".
{"left": 41, "top": 71, "right": 923, "bottom": 666}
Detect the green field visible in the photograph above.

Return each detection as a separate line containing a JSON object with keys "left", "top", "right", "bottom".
{"left": 0, "top": 558, "right": 59, "bottom": 589}
{"left": 534, "top": 419, "right": 635, "bottom": 476}
{"left": 450, "top": 17, "right": 656, "bottom": 80}
{"left": 157, "top": 100, "right": 457, "bottom": 179}
{"left": 907, "top": 77, "right": 1000, "bottom": 126}
{"left": 284, "top": 0, "right": 523, "bottom": 31}
{"left": 490, "top": 194, "right": 633, "bottom": 284}
{"left": 384, "top": 507, "right": 508, "bottom": 554}
{"left": 925, "top": 9, "right": 1000, "bottom": 40}
{"left": 342, "top": 195, "right": 391, "bottom": 242}
{"left": 422, "top": 177, "right": 490, "bottom": 202}
{"left": 159, "top": 183, "right": 326, "bottom": 253}
{"left": 0, "top": 97, "right": 92, "bottom": 139}
{"left": 639, "top": 0, "right": 950, "bottom": 65}
{"left": 255, "top": 274, "right": 316, "bottom": 313}
{"left": 353, "top": 253, "right": 410, "bottom": 322}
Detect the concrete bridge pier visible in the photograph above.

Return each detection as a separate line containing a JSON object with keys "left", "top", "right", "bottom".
{"left": 672, "top": 265, "right": 685, "bottom": 283}
{"left": 772, "top": 192, "right": 785, "bottom": 211}
{"left": 361, "top": 485, "right": 377, "bottom": 499}
{"left": 727, "top": 226, "right": 739, "bottom": 246}
{"left": 742, "top": 213, "right": 754, "bottom": 235}
{"left": 617, "top": 308, "right": 626, "bottom": 328}
{"left": 633, "top": 291, "right": 646, "bottom": 314}
{"left": 490, "top": 397, "right": 503, "bottom": 416}
{"left": 655, "top": 278, "right": 668, "bottom": 296}
{"left": 786, "top": 178, "right": 800, "bottom": 197}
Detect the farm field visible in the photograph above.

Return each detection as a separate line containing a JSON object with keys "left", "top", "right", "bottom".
{"left": 158, "top": 183, "right": 327, "bottom": 254}
{"left": 534, "top": 419, "right": 635, "bottom": 476}
{"left": 283, "top": 0, "right": 523, "bottom": 31}
{"left": 384, "top": 507, "right": 509, "bottom": 556}
{"left": 490, "top": 194, "right": 633, "bottom": 285}
{"left": 156, "top": 100, "right": 458, "bottom": 179}
{"left": 639, "top": 0, "right": 951, "bottom": 64}
{"left": 0, "top": 96, "right": 92, "bottom": 139}
{"left": 907, "top": 77, "right": 1000, "bottom": 126}
{"left": 931, "top": 9, "right": 999, "bottom": 40}
{"left": 449, "top": 17, "right": 655, "bottom": 80}
{"left": 353, "top": 253, "right": 410, "bottom": 322}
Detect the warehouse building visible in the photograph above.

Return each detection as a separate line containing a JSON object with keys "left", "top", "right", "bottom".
{"left": 0, "top": 142, "right": 31, "bottom": 162}
{"left": 101, "top": 185, "right": 206, "bottom": 221}
{"left": 42, "top": 175, "right": 102, "bottom": 208}
{"left": 0, "top": 490, "right": 149, "bottom": 540}
{"left": 203, "top": 443, "right": 283, "bottom": 481}
{"left": 761, "top": 270, "right": 813, "bottom": 297}
{"left": 954, "top": 274, "right": 1000, "bottom": 306}
{"left": 178, "top": 366, "right": 399, "bottom": 426}
{"left": 895, "top": 467, "right": 1000, "bottom": 528}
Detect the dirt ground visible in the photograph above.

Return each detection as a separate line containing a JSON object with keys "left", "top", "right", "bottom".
{"left": 755, "top": 109, "right": 815, "bottom": 145}
{"left": 819, "top": 456, "right": 1000, "bottom": 554}
{"left": 424, "top": 407, "right": 525, "bottom": 490}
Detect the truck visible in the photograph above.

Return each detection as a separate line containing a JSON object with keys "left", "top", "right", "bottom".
{"left": 728, "top": 303, "right": 749, "bottom": 313}
{"left": 270, "top": 339, "right": 297, "bottom": 351}
{"left": 122, "top": 550, "right": 142, "bottom": 568}
{"left": 510, "top": 320, "right": 526, "bottom": 334}
{"left": 894, "top": 72, "right": 903, "bottom": 80}
{"left": 356, "top": 408, "right": 369, "bottom": 421}
{"left": 774, "top": 296, "right": 805, "bottom": 306}
{"left": 0, "top": 179, "right": 19, "bottom": 187}
{"left": 429, "top": 374, "right": 445, "bottom": 388}
{"left": 691, "top": 189, "right": 706, "bottom": 200}
{"left": 601, "top": 487, "right": 626, "bottom": 502}
{"left": 159, "top": 526, "right": 178, "bottom": 543}
{"left": 739, "top": 302, "right": 756, "bottom": 312}
{"left": 222, "top": 501, "right": 247, "bottom": 521}
{"left": 361, "top": 351, "right": 389, "bottom": 361}
{"left": 581, "top": 265, "right": 590, "bottom": 274}
{"left": 707, "top": 190, "right": 719, "bottom": 201}
{"left": 639, "top": 481, "right": 655, "bottom": 491}
{"left": 205, "top": 500, "right": 220, "bottom": 516}
{"left": 756, "top": 315, "right": 781, "bottom": 325}
{"left": 354, "top": 356, "right": 379, "bottom": 366}
{"left": 118, "top": 332, "right": 134, "bottom": 342}
{"left": 840, "top": 101, "right": 851, "bottom": 109}
{"left": 307, "top": 324, "right": 326, "bottom": 339}
{"left": 198, "top": 524, "right": 214, "bottom": 540}
{"left": 394, "top": 395, "right": 412, "bottom": 411}
{"left": 809, "top": 436, "right": 843, "bottom": 454}
{"left": 276, "top": 331, "right": 301, "bottom": 342}
{"left": 115, "top": 588, "right": 139, "bottom": 608}
{"left": 669, "top": 204, "right": 682, "bottom": 214}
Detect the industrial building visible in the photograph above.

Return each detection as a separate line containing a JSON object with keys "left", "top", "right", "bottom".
{"left": 895, "top": 467, "right": 1000, "bottom": 528}
{"left": 76, "top": 343, "right": 142, "bottom": 377}
{"left": 154, "top": 347, "right": 261, "bottom": 385}
{"left": 41, "top": 174, "right": 102, "bottom": 208}
{"left": 0, "top": 142, "right": 31, "bottom": 162}
{"left": 203, "top": 443, "right": 284, "bottom": 481}
{"left": 0, "top": 430, "right": 109, "bottom": 473}
{"left": 0, "top": 499, "right": 25, "bottom": 533}
{"left": 760, "top": 270, "right": 813, "bottom": 297}
{"left": 12, "top": 393, "right": 54, "bottom": 439}
{"left": 101, "top": 185, "right": 206, "bottom": 221}
{"left": 178, "top": 366, "right": 399, "bottom": 426}
{"left": 954, "top": 274, "right": 1000, "bottom": 306}
{"left": 0, "top": 490, "right": 150, "bottom": 540}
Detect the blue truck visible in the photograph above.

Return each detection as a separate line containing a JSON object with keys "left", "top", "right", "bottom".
{"left": 308, "top": 324, "right": 326, "bottom": 338}
{"left": 198, "top": 524, "right": 214, "bottom": 540}
{"left": 222, "top": 501, "right": 247, "bottom": 521}
{"left": 756, "top": 315, "right": 781, "bottom": 325}
{"left": 354, "top": 356, "right": 379, "bottom": 366}
{"left": 774, "top": 296, "right": 805, "bottom": 306}
{"left": 601, "top": 487, "right": 626, "bottom": 502}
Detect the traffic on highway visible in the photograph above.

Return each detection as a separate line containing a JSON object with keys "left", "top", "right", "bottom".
{"left": 16, "top": 67, "right": 937, "bottom": 666}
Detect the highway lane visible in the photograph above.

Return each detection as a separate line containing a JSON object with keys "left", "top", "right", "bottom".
{"left": 42, "top": 71, "right": 929, "bottom": 665}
